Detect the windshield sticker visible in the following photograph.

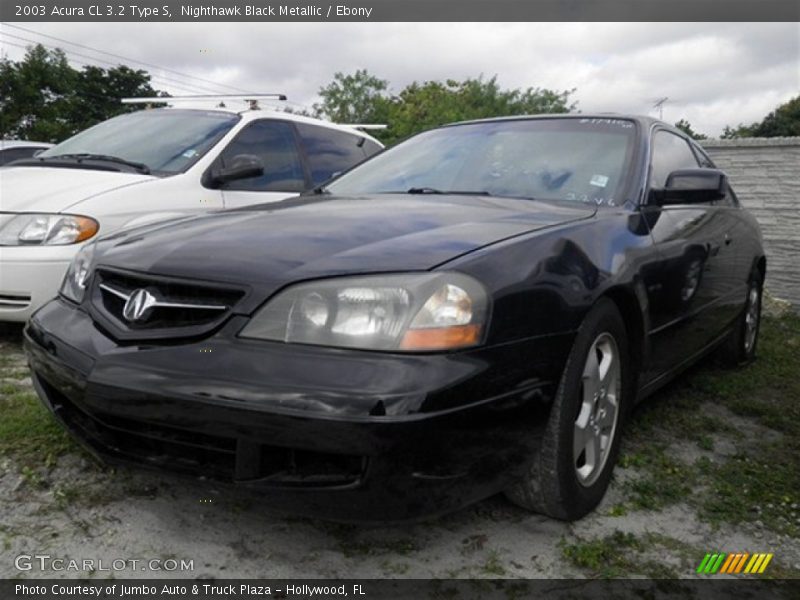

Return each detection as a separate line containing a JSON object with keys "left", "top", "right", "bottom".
{"left": 182, "top": 149, "right": 198, "bottom": 158}
{"left": 590, "top": 174, "right": 609, "bottom": 188}
{"left": 579, "top": 118, "right": 634, "bottom": 128}
{"left": 566, "top": 192, "right": 616, "bottom": 207}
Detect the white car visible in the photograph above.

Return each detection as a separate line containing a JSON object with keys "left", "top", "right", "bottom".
{"left": 0, "top": 97, "right": 383, "bottom": 322}
{"left": 0, "top": 140, "right": 54, "bottom": 165}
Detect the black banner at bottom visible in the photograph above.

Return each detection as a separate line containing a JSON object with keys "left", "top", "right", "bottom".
{"left": 2, "top": 579, "right": 798, "bottom": 600}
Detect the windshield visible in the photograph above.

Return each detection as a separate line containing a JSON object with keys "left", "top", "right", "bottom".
{"left": 39, "top": 109, "right": 240, "bottom": 175}
{"left": 327, "top": 118, "right": 637, "bottom": 207}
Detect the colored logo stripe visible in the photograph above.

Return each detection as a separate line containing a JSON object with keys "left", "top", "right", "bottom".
{"left": 698, "top": 552, "right": 773, "bottom": 575}
{"left": 697, "top": 553, "right": 727, "bottom": 574}
{"left": 734, "top": 553, "right": 749, "bottom": 573}
{"left": 719, "top": 553, "right": 736, "bottom": 573}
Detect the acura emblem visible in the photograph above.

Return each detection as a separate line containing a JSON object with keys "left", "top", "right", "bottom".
{"left": 123, "top": 288, "right": 157, "bottom": 322}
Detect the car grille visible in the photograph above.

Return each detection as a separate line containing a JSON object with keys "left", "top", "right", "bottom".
{"left": 38, "top": 376, "right": 366, "bottom": 487}
{"left": 89, "top": 268, "right": 246, "bottom": 341}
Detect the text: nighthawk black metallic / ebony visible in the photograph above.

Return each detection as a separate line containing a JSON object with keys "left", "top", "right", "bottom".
{"left": 25, "top": 115, "right": 765, "bottom": 522}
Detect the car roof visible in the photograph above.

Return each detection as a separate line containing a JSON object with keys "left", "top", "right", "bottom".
{"left": 0, "top": 140, "right": 55, "bottom": 149}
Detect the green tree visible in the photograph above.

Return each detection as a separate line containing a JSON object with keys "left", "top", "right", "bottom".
{"left": 674, "top": 118, "right": 707, "bottom": 140}
{"left": 720, "top": 123, "right": 758, "bottom": 139}
{"left": 751, "top": 95, "right": 800, "bottom": 137}
{"left": 386, "top": 76, "right": 574, "bottom": 144}
{"left": 314, "top": 71, "right": 575, "bottom": 145}
{"left": 68, "top": 64, "right": 159, "bottom": 133}
{"left": 0, "top": 44, "right": 76, "bottom": 141}
{"left": 0, "top": 44, "right": 161, "bottom": 142}
{"left": 721, "top": 95, "right": 800, "bottom": 139}
{"left": 314, "top": 69, "right": 392, "bottom": 125}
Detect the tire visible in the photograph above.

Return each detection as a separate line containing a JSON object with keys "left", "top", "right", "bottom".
{"left": 505, "top": 298, "right": 631, "bottom": 521}
{"left": 719, "top": 272, "right": 763, "bottom": 367}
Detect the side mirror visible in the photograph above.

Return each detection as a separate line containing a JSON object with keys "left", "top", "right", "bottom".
{"left": 208, "top": 154, "right": 264, "bottom": 187}
{"left": 653, "top": 168, "right": 727, "bottom": 205}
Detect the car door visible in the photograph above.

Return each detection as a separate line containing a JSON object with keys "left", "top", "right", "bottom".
{"left": 642, "top": 129, "right": 740, "bottom": 382}
{"left": 690, "top": 142, "right": 751, "bottom": 310}
{"left": 214, "top": 119, "right": 310, "bottom": 209}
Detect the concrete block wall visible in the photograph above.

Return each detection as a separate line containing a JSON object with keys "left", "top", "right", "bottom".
{"left": 702, "top": 137, "right": 800, "bottom": 309}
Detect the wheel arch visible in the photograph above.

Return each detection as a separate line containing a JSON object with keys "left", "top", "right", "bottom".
{"left": 755, "top": 255, "right": 766, "bottom": 282}
{"left": 599, "top": 285, "right": 646, "bottom": 401}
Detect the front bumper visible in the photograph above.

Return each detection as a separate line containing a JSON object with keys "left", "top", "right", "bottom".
{"left": 0, "top": 245, "right": 77, "bottom": 322}
{"left": 24, "top": 298, "right": 573, "bottom": 522}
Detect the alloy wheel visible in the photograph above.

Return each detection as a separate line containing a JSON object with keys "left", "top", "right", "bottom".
{"left": 744, "top": 283, "right": 760, "bottom": 353}
{"left": 573, "top": 332, "right": 621, "bottom": 487}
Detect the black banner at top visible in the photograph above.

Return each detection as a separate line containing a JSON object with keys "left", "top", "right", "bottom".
{"left": 1, "top": 0, "right": 799, "bottom": 22}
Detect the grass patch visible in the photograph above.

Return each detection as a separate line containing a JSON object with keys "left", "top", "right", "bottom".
{"left": 618, "top": 314, "right": 800, "bottom": 536}
{"left": 0, "top": 382, "right": 77, "bottom": 471}
{"left": 698, "top": 449, "right": 798, "bottom": 536}
{"left": 480, "top": 550, "right": 506, "bottom": 576}
{"left": 561, "top": 531, "right": 678, "bottom": 578}
{"left": 618, "top": 445, "right": 695, "bottom": 510}
{"left": 336, "top": 534, "right": 421, "bottom": 558}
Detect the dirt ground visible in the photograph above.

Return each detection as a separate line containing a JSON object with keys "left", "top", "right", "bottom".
{"left": 1, "top": 315, "right": 799, "bottom": 581}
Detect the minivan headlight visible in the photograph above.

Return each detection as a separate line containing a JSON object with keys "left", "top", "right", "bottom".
{"left": 0, "top": 213, "right": 99, "bottom": 246}
{"left": 240, "top": 273, "right": 489, "bottom": 352}
{"left": 59, "top": 242, "right": 96, "bottom": 304}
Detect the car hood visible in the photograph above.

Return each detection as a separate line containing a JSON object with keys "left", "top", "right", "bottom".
{"left": 97, "top": 194, "right": 595, "bottom": 288}
{"left": 0, "top": 166, "right": 155, "bottom": 213}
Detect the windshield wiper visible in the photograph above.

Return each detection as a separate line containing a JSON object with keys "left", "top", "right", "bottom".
{"left": 406, "top": 187, "right": 491, "bottom": 195}
{"left": 45, "top": 153, "right": 151, "bottom": 174}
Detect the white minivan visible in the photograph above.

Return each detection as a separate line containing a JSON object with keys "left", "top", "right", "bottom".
{"left": 0, "top": 97, "right": 383, "bottom": 322}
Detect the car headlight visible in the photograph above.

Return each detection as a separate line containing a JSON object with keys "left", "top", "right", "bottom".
{"left": 59, "top": 242, "right": 96, "bottom": 304}
{"left": 240, "top": 273, "right": 489, "bottom": 352}
{"left": 0, "top": 213, "right": 99, "bottom": 246}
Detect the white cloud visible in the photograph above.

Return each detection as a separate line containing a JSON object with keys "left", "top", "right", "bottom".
{"left": 1, "top": 21, "right": 797, "bottom": 136}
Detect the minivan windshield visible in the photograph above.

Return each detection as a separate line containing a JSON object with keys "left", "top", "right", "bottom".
{"left": 39, "top": 109, "right": 240, "bottom": 175}
{"left": 327, "top": 118, "right": 637, "bottom": 207}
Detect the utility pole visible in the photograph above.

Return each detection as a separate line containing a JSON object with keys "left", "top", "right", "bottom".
{"left": 653, "top": 97, "right": 669, "bottom": 120}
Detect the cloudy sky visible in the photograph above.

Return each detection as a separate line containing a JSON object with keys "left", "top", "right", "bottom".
{"left": 1, "top": 22, "right": 798, "bottom": 136}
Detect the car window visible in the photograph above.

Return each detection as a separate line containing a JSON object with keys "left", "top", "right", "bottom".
{"left": 691, "top": 143, "right": 715, "bottom": 168}
{"left": 218, "top": 120, "right": 307, "bottom": 192}
{"left": 0, "top": 146, "right": 47, "bottom": 165}
{"left": 361, "top": 138, "right": 383, "bottom": 158}
{"left": 328, "top": 118, "right": 637, "bottom": 208}
{"left": 650, "top": 130, "right": 700, "bottom": 188}
{"left": 40, "top": 110, "right": 239, "bottom": 175}
{"left": 296, "top": 123, "right": 374, "bottom": 185}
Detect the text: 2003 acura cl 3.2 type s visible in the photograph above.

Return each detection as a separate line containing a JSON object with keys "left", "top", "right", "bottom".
{"left": 25, "top": 115, "right": 765, "bottom": 522}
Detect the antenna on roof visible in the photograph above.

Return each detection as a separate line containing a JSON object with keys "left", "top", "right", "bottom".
{"left": 121, "top": 94, "right": 288, "bottom": 110}
{"left": 653, "top": 97, "right": 669, "bottom": 120}
{"left": 339, "top": 124, "right": 388, "bottom": 131}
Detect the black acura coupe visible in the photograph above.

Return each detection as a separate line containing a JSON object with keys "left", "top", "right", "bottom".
{"left": 24, "top": 115, "right": 765, "bottom": 522}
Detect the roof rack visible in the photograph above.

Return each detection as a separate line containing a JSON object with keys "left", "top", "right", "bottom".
{"left": 121, "top": 94, "right": 287, "bottom": 110}
{"left": 339, "top": 124, "right": 388, "bottom": 131}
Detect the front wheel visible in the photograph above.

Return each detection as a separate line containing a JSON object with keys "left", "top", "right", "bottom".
{"left": 506, "top": 298, "right": 631, "bottom": 521}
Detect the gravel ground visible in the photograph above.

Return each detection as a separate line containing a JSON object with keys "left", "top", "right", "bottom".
{"left": 1, "top": 320, "right": 798, "bottom": 581}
